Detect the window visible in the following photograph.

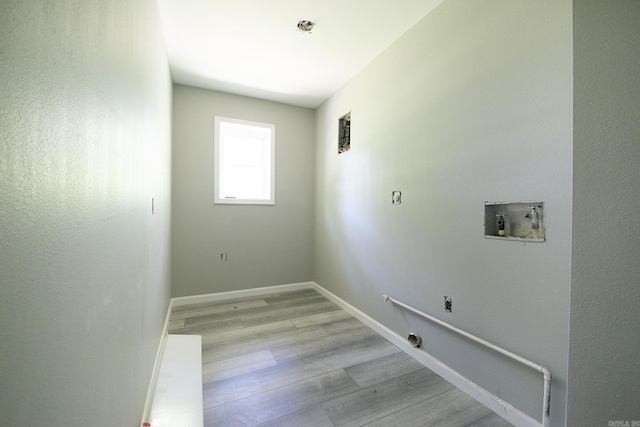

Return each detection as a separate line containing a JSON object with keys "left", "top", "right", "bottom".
{"left": 214, "top": 116, "right": 275, "bottom": 205}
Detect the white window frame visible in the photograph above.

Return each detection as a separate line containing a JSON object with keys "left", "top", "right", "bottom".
{"left": 214, "top": 116, "right": 275, "bottom": 205}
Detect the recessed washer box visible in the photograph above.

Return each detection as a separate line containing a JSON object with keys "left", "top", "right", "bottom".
{"left": 484, "top": 202, "right": 545, "bottom": 242}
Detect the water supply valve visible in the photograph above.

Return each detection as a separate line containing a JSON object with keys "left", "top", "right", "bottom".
{"left": 496, "top": 215, "right": 506, "bottom": 236}
{"left": 525, "top": 205, "right": 541, "bottom": 238}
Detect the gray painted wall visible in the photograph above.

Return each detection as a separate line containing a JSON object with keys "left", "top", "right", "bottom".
{"left": 171, "top": 86, "right": 315, "bottom": 297}
{"left": 0, "top": 1, "right": 172, "bottom": 426}
{"left": 314, "top": 1, "right": 573, "bottom": 424}
{"left": 568, "top": 0, "right": 640, "bottom": 425}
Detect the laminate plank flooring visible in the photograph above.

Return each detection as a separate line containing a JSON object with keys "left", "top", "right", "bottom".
{"left": 168, "top": 289, "right": 514, "bottom": 427}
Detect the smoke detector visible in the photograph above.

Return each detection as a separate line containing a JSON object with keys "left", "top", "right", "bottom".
{"left": 297, "top": 20, "right": 315, "bottom": 33}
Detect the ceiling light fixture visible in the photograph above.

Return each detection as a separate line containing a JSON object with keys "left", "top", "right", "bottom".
{"left": 296, "top": 20, "right": 315, "bottom": 33}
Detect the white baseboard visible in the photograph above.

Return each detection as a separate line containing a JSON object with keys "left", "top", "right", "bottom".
{"left": 141, "top": 298, "right": 173, "bottom": 426}
{"left": 148, "top": 281, "right": 540, "bottom": 427}
{"left": 311, "top": 282, "right": 541, "bottom": 427}
{"left": 171, "top": 281, "right": 315, "bottom": 307}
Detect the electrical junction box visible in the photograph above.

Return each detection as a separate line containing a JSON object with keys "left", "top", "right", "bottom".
{"left": 484, "top": 202, "right": 545, "bottom": 242}
{"left": 338, "top": 112, "right": 351, "bottom": 154}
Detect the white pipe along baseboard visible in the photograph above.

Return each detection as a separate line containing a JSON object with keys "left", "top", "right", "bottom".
{"left": 383, "top": 294, "right": 552, "bottom": 427}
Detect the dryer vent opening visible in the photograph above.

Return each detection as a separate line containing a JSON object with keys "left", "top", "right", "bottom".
{"left": 407, "top": 331, "right": 422, "bottom": 348}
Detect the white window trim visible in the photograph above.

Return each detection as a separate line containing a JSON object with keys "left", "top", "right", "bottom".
{"left": 214, "top": 116, "right": 276, "bottom": 205}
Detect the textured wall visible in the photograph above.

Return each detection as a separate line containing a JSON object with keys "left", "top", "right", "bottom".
{"left": 171, "top": 86, "right": 315, "bottom": 297}
{"left": 0, "top": 1, "right": 172, "bottom": 426}
{"left": 569, "top": 1, "right": 640, "bottom": 425}
{"left": 314, "top": 0, "right": 573, "bottom": 424}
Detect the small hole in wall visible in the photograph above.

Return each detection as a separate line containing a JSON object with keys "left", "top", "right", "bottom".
{"left": 338, "top": 112, "right": 351, "bottom": 154}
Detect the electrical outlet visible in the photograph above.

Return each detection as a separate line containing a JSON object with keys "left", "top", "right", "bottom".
{"left": 444, "top": 296, "right": 452, "bottom": 313}
{"left": 221, "top": 253, "right": 228, "bottom": 262}
{"left": 392, "top": 191, "right": 401, "bottom": 205}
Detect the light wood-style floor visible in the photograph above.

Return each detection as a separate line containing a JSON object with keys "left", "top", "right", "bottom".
{"left": 168, "top": 288, "right": 514, "bottom": 427}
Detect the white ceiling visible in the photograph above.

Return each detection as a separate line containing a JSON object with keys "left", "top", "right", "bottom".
{"left": 157, "top": 0, "right": 444, "bottom": 109}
